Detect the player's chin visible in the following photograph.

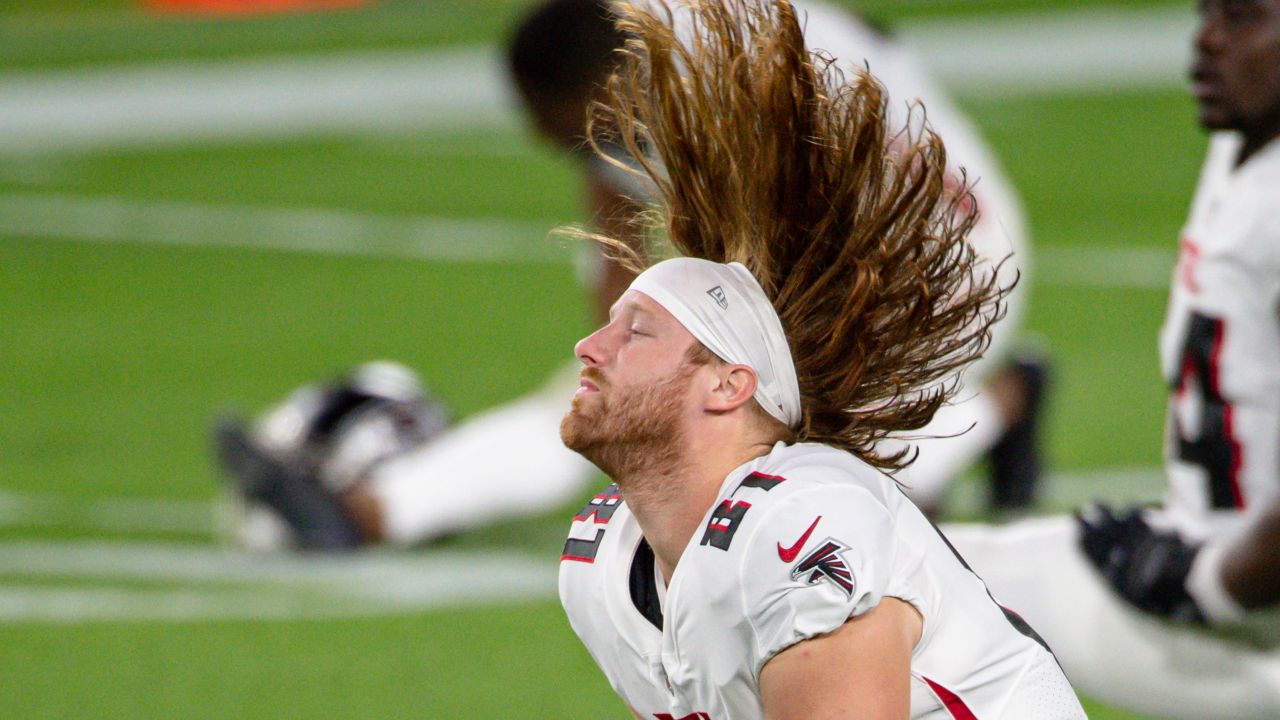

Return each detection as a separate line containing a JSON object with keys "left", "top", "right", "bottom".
{"left": 559, "top": 408, "right": 598, "bottom": 452}
{"left": 1194, "top": 102, "right": 1234, "bottom": 132}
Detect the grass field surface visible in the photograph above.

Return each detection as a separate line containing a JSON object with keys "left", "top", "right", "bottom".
{"left": 0, "top": 1, "right": 1205, "bottom": 718}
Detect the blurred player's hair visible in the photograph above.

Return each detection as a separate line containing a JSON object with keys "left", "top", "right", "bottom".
{"left": 586, "top": 0, "right": 1010, "bottom": 470}
{"left": 507, "top": 0, "right": 627, "bottom": 109}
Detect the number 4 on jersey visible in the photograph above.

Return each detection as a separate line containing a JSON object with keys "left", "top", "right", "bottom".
{"left": 1172, "top": 313, "right": 1244, "bottom": 509}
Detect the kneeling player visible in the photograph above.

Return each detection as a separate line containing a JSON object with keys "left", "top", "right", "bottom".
{"left": 942, "top": 2, "right": 1280, "bottom": 717}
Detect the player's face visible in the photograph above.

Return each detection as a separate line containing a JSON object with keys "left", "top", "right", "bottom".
{"left": 529, "top": 93, "right": 588, "bottom": 150}
{"left": 1192, "top": 0, "right": 1280, "bottom": 139}
{"left": 561, "top": 291, "right": 704, "bottom": 459}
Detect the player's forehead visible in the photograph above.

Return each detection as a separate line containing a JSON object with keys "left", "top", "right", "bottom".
{"left": 609, "top": 290, "right": 678, "bottom": 325}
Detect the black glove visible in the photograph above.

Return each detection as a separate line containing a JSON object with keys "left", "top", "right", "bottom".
{"left": 1076, "top": 503, "right": 1206, "bottom": 624}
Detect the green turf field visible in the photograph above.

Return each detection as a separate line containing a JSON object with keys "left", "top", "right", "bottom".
{"left": 0, "top": 1, "right": 1203, "bottom": 718}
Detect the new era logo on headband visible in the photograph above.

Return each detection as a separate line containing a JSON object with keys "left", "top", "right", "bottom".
{"left": 707, "top": 285, "right": 728, "bottom": 309}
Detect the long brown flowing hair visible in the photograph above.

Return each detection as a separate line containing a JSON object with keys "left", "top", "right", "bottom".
{"left": 581, "top": 0, "right": 1011, "bottom": 471}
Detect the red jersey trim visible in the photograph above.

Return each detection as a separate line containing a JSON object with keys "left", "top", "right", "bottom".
{"left": 923, "top": 677, "right": 979, "bottom": 720}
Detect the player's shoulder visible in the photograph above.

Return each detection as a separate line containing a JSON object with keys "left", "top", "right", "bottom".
{"left": 1227, "top": 141, "right": 1280, "bottom": 266}
{"left": 751, "top": 442, "right": 900, "bottom": 509}
{"left": 682, "top": 442, "right": 900, "bottom": 585}
{"left": 1191, "top": 134, "right": 1280, "bottom": 268}
{"left": 1244, "top": 134, "right": 1280, "bottom": 176}
{"left": 1216, "top": 135, "right": 1280, "bottom": 216}
{"left": 1237, "top": 146, "right": 1280, "bottom": 203}
{"left": 559, "top": 482, "right": 635, "bottom": 570}
{"left": 671, "top": 443, "right": 899, "bottom": 659}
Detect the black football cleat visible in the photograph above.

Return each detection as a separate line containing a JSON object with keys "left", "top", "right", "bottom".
{"left": 213, "top": 417, "right": 363, "bottom": 551}
{"left": 987, "top": 353, "right": 1051, "bottom": 514}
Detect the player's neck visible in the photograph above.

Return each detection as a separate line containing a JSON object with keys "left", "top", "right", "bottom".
{"left": 620, "top": 428, "right": 775, "bottom": 584}
{"left": 621, "top": 471, "right": 719, "bottom": 585}
{"left": 1237, "top": 120, "right": 1280, "bottom": 168}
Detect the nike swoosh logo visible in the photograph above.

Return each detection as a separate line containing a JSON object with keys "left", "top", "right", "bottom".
{"left": 777, "top": 515, "right": 822, "bottom": 563}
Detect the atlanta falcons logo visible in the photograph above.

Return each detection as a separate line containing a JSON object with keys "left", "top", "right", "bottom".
{"left": 789, "top": 538, "right": 855, "bottom": 598}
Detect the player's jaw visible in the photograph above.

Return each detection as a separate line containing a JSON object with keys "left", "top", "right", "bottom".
{"left": 560, "top": 368, "right": 693, "bottom": 478}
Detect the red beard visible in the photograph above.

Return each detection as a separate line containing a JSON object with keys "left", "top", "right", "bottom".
{"left": 560, "top": 368, "right": 693, "bottom": 479}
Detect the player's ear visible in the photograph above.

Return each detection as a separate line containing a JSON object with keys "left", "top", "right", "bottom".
{"left": 705, "top": 364, "right": 758, "bottom": 413}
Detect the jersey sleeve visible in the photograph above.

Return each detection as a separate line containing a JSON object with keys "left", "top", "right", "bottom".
{"left": 736, "top": 482, "right": 898, "bottom": 670}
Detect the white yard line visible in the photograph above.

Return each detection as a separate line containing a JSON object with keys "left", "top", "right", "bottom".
{"left": 899, "top": 7, "right": 1194, "bottom": 97}
{"left": 0, "top": 539, "right": 554, "bottom": 597}
{"left": 0, "top": 487, "right": 213, "bottom": 535}
{"left": 0, "top": 193, "right": 569, "bottom": 265}
{"left": 0, "top": 46, "right": 517, "bottom": 154}
{"left": 0, "top": 541, "right": 558, "bottom": 623}
{"left": 1036, "top": 245, "right": 1175, "bottom": 290}
{"left": 0, "top": 586, "right": 414, "bottom": 624}
{"left": 0, "top": 7, "right": 1194, "bottom": 155}
{"left": 946, "top": 466, "right": 1166, "bottom": 518}
{"left": 85, "top": 495, "right": 218, "bottom": 535}
{"left": 1, "top": 191, "right": 1173, "bottom": 286}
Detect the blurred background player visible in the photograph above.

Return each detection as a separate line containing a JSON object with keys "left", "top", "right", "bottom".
{"left": 944, "top": 1, "right": 1280, "bottom": 717}
{"left": 215, "top": 0, "right": 1043, "bottom": 550}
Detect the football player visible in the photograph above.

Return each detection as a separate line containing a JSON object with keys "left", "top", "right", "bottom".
{"left": 216, "top": 0, "right": 1041, "bottom": 549}
{"left": 556, "top": 2, "right": 1085, "bottom": 717}
{"left": 942, "top": 1, "right": 1280, "bottom": 717}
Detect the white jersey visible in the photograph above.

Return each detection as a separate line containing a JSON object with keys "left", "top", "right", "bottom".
{"left": 1160, "top": 133, "right": 1280, "bottom": 536}
{"left": 559, "top": 442, "right": 1085, "bottom": 719}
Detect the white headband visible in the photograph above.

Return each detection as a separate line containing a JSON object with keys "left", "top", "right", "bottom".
{"left": 629, "top": 257, "right": 802, "bottom": 428}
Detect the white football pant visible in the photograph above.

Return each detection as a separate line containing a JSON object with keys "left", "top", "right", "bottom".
{"left": 944, "top": 516, "right": 1280, "bottom": 720}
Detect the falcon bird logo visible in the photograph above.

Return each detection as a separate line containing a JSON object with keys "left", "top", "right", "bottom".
{"left": 790, "top": 539, "right": 855, "bottom": 598}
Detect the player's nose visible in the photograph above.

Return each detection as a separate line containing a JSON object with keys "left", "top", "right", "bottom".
{"left": 575, "top": 327, "right": 608, "bottom": 368}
